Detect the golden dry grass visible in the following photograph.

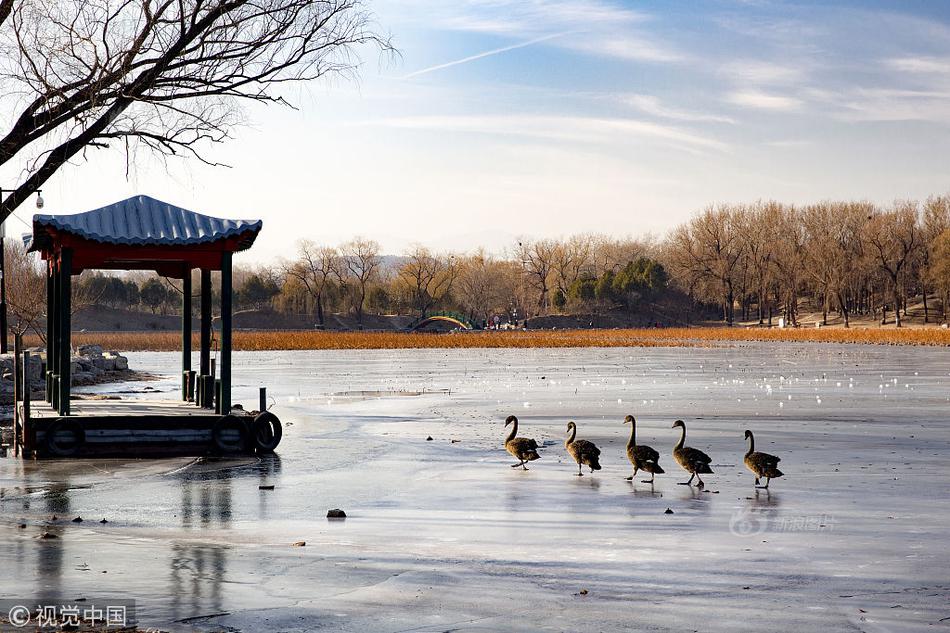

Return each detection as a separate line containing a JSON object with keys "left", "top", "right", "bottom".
{"left": 23, "top": 325, "right": 950, "bottom": 351}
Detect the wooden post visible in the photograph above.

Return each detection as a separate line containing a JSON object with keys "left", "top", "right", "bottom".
{"left": 200, "top": 269, "right": 212, "bottom": 407}
{"left": 220, "top": 252, "right": 232, "bottom": 412}
{"left": 182, "top": 268, "right": 192, "bottom": 401}
{"left": 45, "top": 262, "right": 54, "bottom": 403}
{"left": 58, "top": 248, "right": 72, "bottom": 416}
{"left": 259, "top": 386, "right": 266, "bottom": 413}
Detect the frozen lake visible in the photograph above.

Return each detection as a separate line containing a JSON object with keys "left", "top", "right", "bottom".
{"left": 1, "top": 344, "right": 949, "bottom": 632}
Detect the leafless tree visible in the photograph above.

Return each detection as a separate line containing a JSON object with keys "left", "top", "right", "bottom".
{"left": 920, "top": 195, "right": 950, "bottom": 322}
{"left": 4, "top": 240, "right": 45, "bottom": 339}
{"left": 801, "top": 202, "right": 869, "bottom": 327}
{"left": 672, "top": 206, "right": 744, "bottom": 324}
{"left": 340, "top": 237, "right": 380, "bottom": 328}
{"left": 864, "top": 202, "right": 921, "bottom": 327}
{"left": 0, "top": 0, "right": 391, "bottom": 219}
{"left": 516, "top": 238, "right": 558, "bottom": 316}
{"left": 282, "top": 240, "right": 337, "bottom": 327}
{"left": 455, "top": 250, "right": 518, "bottom": 323}
{"left": 398, "top": 245, "right": 456, "bottom": 317}
{"left": 551, "top": 235, "right": 593, "bottom": 297}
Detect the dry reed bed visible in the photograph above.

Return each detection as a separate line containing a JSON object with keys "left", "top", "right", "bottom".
{"left": 22, "top": 326, "right": 950, "bottom": 352}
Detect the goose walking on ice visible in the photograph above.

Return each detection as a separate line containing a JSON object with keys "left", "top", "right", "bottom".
{"left": 744, "top": 430, "right": 784, "bottom": 489}
{"left": 671, "top": 420, "right": 713, "bottom": 488}
{"left": 565, "top": 421, "right": 601, "bottom": 476}
{"left": 504, "top": 415, "right": 541, "bottom": 470}
{"left": 624, "top": 415, "right": 664, "bottom": 484}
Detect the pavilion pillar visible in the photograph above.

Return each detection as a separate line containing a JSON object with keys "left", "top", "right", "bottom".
{"left": 45, "top": 262, "right": 54, "bottom": 404}
{"left": 199, "top": 269, "right": 212, "bottom": 407}
{"left": 50, "top": 259, "right": 60, "bottom": 410}
{"left": 182, "top": 268, "right": 192, "bottom": 401}
{"left": 220, "top": 252, "right": 232, "bottom": 412}
{"left": 58, "top": 248, "right": 72, "bottom": 416}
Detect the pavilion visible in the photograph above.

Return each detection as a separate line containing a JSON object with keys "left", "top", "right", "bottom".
{"left": 28, "top": 194, "right": 262, "bottom": 415}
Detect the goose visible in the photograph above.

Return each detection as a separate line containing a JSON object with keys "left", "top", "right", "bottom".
{"left": 565, "top": 421, "right": 601, "bottom": 476}
{"left": 504, "top": 415, "right": 541, "bottom": 470}
{"left": 624, "top": 415, "right": 664, "bottom": 484}
{"left": 744, "top": 430, "right": 784, "bottom": 489}
{"left": 671, "top": 420, "right": 713, "bottom": 487}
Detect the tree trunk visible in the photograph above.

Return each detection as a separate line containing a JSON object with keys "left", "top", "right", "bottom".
{"left": 837, "top": 292, "right": 849, "bottom": 328}
{"left": 893, "top": 284, "right": 902, "bottom": 327}
{"left": 316, "top": 292, "right": 324, "bottom": 327}
{"left": 922, "top": 287, "right": 929, "bottom": 323}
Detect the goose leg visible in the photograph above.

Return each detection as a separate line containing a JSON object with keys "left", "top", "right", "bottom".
{"left": 626, "top": 466, "right": 638, "bottom": 481}
{"left": 642, "top": 473, "right": 655, "bottom": 484}
{"left": 678, "top": 472, "right": 695, "bottom": 486}
{"left": 575, "top": 463, "right": 583, "bottom": 477}
{"left": 756, "top": 477, "right": 770, "bottom": 489}
{"left": 510, "top": 462, "right": 524, "bottom": 468}
{"left": 696, "top": 475, "right": 705, "bottom": 489}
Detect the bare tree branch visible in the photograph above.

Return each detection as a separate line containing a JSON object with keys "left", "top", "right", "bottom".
{"left": 0, "top": 0, "right": 392, "bottom": 218}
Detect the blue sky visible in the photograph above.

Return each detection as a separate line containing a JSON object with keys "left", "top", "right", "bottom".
{"left": 10, "top": 0, "right": 950, "bottom": 262}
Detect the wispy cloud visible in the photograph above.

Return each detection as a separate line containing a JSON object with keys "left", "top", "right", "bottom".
{"left": 886, "top": 56, "right": 950, "bottom": 74}
{"left": 436, "top": 0, "right": 648, "bottom": 35}
{"left": 834, "top": 88, "right": 950, "bottom": 123}
{"left": 402, "top": 0, "right": 683, "bottom": 64}
{"left": 401, "top": 33, "right": 568, "bottom": 79}
{"left": 720, "top": 60, "right": 808, "bottom": 85}
{"left": 727, "top": 90, "right": 802, "bottom": 111}
{"left": 365, "top": 114, "right": 729, "bottom": 153}
{"left": 620, "top": 94, "right": 735, "bottom": 123}
{"left": 568, "top": 36, "right": 682, "bottom": 63}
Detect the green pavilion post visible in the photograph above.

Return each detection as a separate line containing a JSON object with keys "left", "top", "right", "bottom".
{"left": 45, "top": 262, "right": 54, "bottom": 403}
{"left": 199, "top": 269, "right": 212, "bottom": 407}
{"left": 50, "top": 259, "right": 60, "bottom": 411}
{"left": 58, "top": 248, "right": 72, "bottom": 416}
{"left": 182, "top": 268, "right": 192, "bottom": 401}
{"left": 220, "top": 252, "right": 232, "bottom": 412}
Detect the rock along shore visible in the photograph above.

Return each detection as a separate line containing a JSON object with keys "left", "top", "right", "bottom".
{"left": 0, "top": 344, "right": 139, "bottom": 407}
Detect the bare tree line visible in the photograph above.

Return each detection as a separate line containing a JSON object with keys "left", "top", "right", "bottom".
{"left": 665, "top": 197, "right": 950, "bottom": 327}
{"left": 7, "top": 196, "right": 950, "bottom": 334}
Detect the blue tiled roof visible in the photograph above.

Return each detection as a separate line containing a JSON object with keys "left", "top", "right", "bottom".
{"left": 30, "top": 195, "right": 262, "bottom": 249}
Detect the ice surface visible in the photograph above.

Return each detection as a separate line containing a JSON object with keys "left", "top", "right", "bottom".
{"left": 1, "top": 343, "right": 949, "bottom": 632}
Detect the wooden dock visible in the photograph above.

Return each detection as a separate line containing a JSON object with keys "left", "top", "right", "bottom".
{"left": 21, "top": 398, "right": 261, "bottom": 458}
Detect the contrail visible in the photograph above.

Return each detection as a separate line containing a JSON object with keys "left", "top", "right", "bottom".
{"left": 401, "top": 32, "right": 567, "bottom": 79}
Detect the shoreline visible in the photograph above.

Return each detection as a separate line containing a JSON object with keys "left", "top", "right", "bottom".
{"left": 20, "top": 325, "right": 950, "bottom": 351}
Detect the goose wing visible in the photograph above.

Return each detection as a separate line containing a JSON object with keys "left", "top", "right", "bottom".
{"left": 682, "top": 446, "right": 711, "bottom": 465}
{"left": 746, "top": 451, "right": 782, "bottom": 476}
{"left": 508, "top": 437, "right": 541, "bottom": 460}
{"left": 633, "top": 444, "right": 660, "bottom": 464}
{"left": 574, "top": 439, "right": 600, "bottom": 458}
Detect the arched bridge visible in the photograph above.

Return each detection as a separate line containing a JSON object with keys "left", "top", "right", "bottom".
{"left": 407, "top": 311, "right": 476, "bottom": 331}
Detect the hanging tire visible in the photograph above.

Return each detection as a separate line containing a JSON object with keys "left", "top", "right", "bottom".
{"left": 45, "top": 419, "right": 85, "bottom": 457}
{"left": 250, "top": 411, "right": 282, "bottom": 453}
{"left": 212, "top": 415, "right": 248, "bottom": 453}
